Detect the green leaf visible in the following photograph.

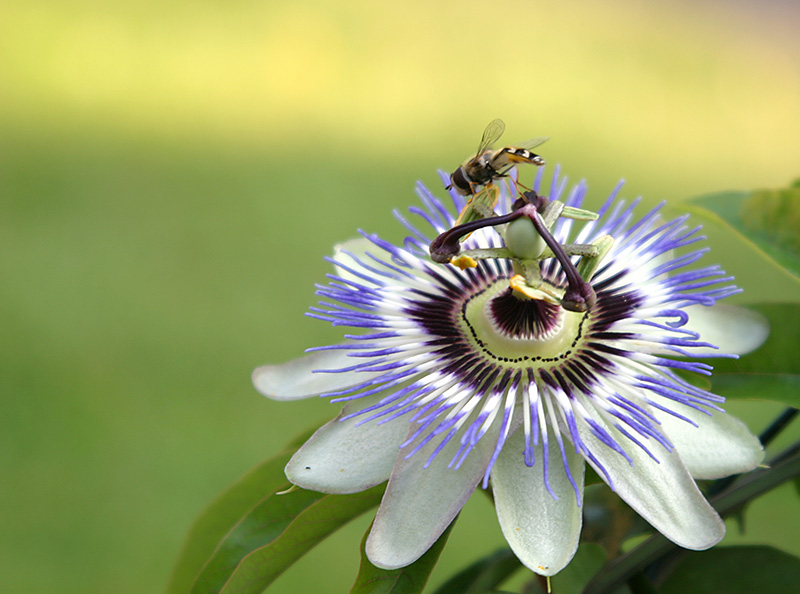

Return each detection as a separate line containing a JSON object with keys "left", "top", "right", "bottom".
{"left": 583, "top": 452, "right": 800, "bottom": 594}
{"left": 168, "top": 449, "right": 296, "bottom": 594}
{"left": 349, "top": 520, "right": 455, "bottom": 594}
{"left": 430, "top": 548, "right": 521, "bottom": 594}
{"left": 548, "top": 543, "right": 607, "bottom": 594}
{"left": 684, "top": 183, "right": 800, "bottom": 282}
{"left": 193, "top": 484, "right": 384, "bottom": 594}
{"left": 711, "top": 374, "right": 800, "bottom": 407}
{"left": 709, "top": 303, "right": 800, "bottom": 407}
{"left": 658, "top": 546, "right": 800, "bottom": 593}
{"left": 168, "top": 426, "right": 321, "bottom": 594}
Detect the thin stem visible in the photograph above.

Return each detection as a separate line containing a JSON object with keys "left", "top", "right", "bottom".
{"left": 581, "top": 445, "right": 800, "bottom": 594}
{"left": 768, "top": 437, "right": 800, "bottom": 465}
{"left": 760, "top": 407, "right": 799, "bottom": 448}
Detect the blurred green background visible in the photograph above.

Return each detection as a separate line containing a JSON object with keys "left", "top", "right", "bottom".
{"left": 2, "top": 1, "right": 799, "bottom": 592}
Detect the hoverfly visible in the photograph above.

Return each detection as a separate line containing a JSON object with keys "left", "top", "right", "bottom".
{"left": 448, "top": 118, "right": 548, "bottom": 197}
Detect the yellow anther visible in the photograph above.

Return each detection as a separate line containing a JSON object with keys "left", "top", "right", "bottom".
{"left": 509, "top": 275, "right": 561, "bottom": 304}
{"left": 450, "top": 254, "right": 478, "bottom": 269}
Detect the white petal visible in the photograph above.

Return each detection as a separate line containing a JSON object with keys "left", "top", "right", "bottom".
{"left": 683, "top": 303, "right": 769, "bottom": 356}
{"left": 492, "top": 430, "right": 585, "bottom": 576}
{"left": 286, "top": 409, "right": 409, "bottom": 494}
{"left": 366, "top": 417, "right": 512, "bottom": 569}
{"left": 576, "top": 398, "right": 725, "bottom": 550}
{"left": 252, "top": 349, "right": 386, "bottom": 400}
{"left": 655, "top": 406, "right": 764, "bottom": 480}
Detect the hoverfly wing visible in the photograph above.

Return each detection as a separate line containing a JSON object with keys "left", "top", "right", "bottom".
{"left": 515, "top": 136, "right": 550, "bottom": 151}
{"left": 474, "top": 118, "right": 506, "bottom": 156}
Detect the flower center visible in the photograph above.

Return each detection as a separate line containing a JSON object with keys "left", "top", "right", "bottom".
{"left": 488, "top": 288, "right": 564, "bottom": 339}
{"left": 462, "top": 281, "right": 586, "bottom": 364}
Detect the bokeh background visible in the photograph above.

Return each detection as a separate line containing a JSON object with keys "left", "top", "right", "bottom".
{"left": 2, "top": 1, "right": 799, "bottom": 592}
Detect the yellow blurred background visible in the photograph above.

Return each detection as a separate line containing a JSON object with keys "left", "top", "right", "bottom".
{"left": 1, "top": 1, "right": 799, "bottom": 592}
